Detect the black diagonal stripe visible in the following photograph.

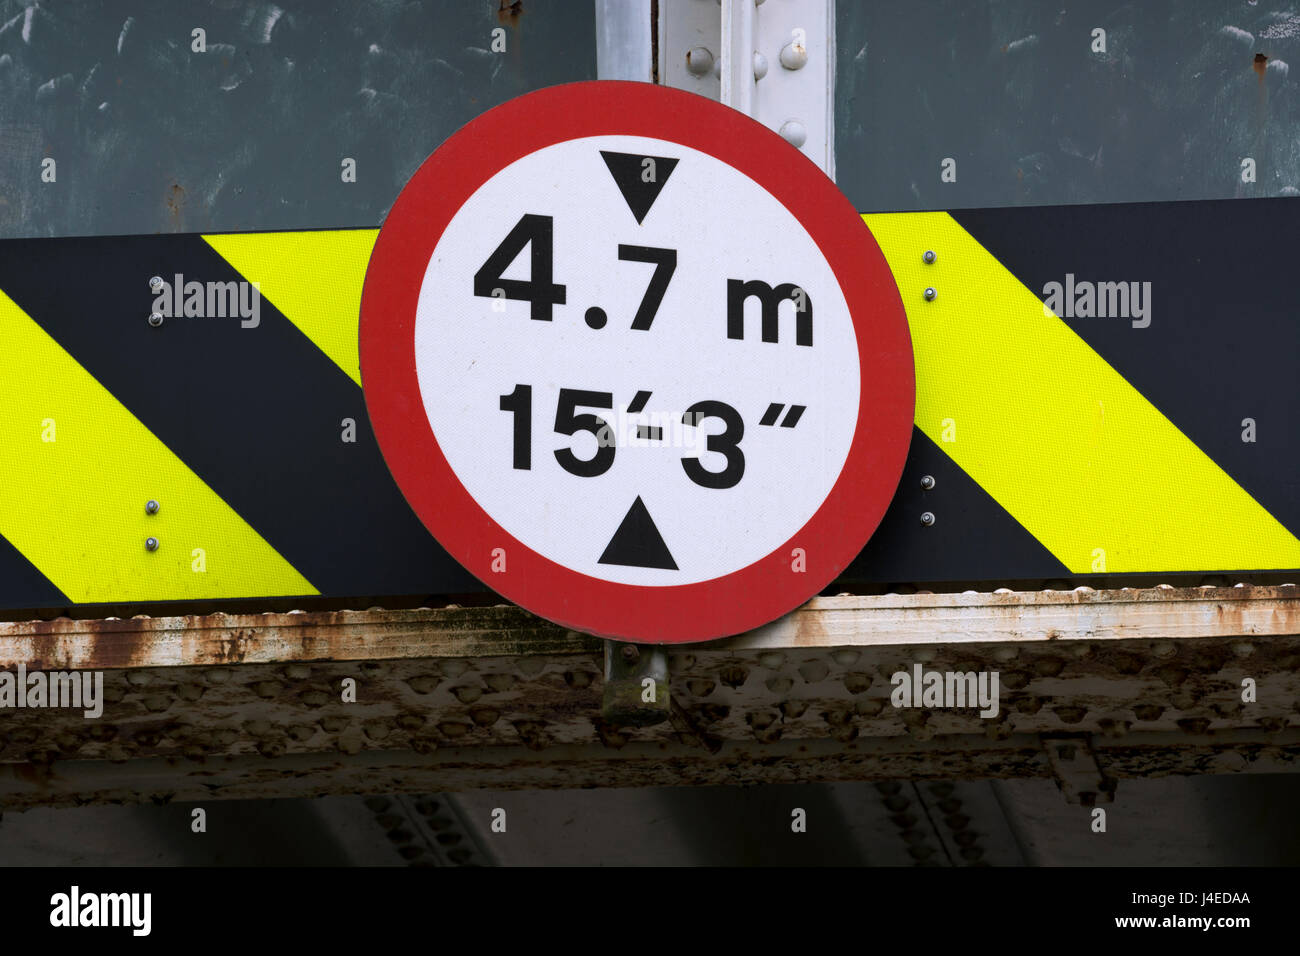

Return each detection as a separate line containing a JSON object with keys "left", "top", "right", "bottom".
{"left": 0, "top": 531, "right": 70, "bottom": 610}
{"left": 0, "top": 233, "right": 479, "bottom": 599}
{"left": 953, "top": 198, "right": 1300, "bottom": 544}
{"left": 841, "top": 427, "right": 1071, "bottom": 585}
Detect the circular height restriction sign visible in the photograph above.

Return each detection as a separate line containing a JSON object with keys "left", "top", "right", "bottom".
{"left": 361, "top": 82, "right": 913, "bottom": 643}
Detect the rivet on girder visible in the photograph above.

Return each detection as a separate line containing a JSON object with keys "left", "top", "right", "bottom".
{"left": 685, "top": 46, "right": 714, "bottom": 76}
{"left": 779, "top": 33, "right": 808, "bottom": 70}
{"left": 779, "top": 119, "right": 807, "bottom": 148}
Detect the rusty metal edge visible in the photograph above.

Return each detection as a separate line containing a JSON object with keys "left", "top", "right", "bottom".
{"left": 0, "top": 586, "right": 1297, "bottom": 668}
{"left": 0, "top": 585, "right": 1295, "bottom": 671}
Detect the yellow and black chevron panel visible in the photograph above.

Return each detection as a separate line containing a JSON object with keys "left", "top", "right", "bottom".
{"left": 0, "top": 228, "right": 476, "bottom": 609}
{"left": 853, "top": 199, "right": 1300, "bottom": 582}
{"left": 0, "top": 198, "right": 1297, "bottom": 611}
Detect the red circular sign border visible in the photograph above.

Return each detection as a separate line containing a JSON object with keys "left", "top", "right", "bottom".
{"left": 360, "top": 81, "right": 914, "bottom": 644}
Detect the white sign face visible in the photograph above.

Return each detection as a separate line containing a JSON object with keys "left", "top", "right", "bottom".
{"left": 412, "top": 134, "right": 861, "bottom": 587}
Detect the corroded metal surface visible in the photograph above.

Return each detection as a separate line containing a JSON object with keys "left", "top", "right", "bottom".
{"left": 0, "top": 586, "right": 1296, "bottom": 807}
{"left": 4, "top": 584, "right": 1298, "bottom": 668}
{"left": 2, "top": 733, "right": 1297, "bottom": 810}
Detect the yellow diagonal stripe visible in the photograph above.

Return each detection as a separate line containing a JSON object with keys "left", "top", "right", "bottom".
{"left": 864, "top": 211, "right": 1300, "bottom": 573}
{"left": 203, "top": 229, "right": 378, "bottom": 386}
{"left": 0, "top": 289, "right": 318, "bottom": 603}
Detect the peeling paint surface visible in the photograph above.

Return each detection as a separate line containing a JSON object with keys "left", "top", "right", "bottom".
{"left": 836, "top": 1, "right": 1300, "bottom": 209}
{"left": 0, "top": 0, "right": 595, "bottom": 239}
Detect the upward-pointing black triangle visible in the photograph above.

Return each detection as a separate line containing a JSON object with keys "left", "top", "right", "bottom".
{"left": 599, "top": 151, "right": 679, "bottom": 224}
{"left": 598, "top": 496, "right": 678, "bottom": 570}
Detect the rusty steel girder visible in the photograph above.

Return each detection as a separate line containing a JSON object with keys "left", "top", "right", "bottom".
{"left": 0, "top": 586, "right": 1296, "bottom": 808}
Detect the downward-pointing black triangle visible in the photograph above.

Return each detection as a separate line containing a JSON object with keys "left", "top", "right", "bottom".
{"left": 598, "top": 496, "right": 678, "bottom": 570}
{"left": 599, "top": 151, "right": 679, "bottom": 225}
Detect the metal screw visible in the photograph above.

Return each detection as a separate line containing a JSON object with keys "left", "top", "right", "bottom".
{"left": 920, "top": 512, "right": 936, "bottom": 527}
{"left": 145, "top": 536, "right": 159, "bottom": 551}
{"left": 620, "top": 644, "right": 640, "bottom": 663}
{"left": 923, "top": 287, "right": 937, "bottom": 302}
{"left": 920, "top": 475, "right": 935, "bottom": 490}
{"left": 149, "top": 275, "right": 164, "bottom": 291}
{"left": 145, "top": 499, "right": 160, "bottom": 515}
{"left": 752, "top": 51, "right": 768, "bottom": 80}
{"left": 148, "top": 311, "right": 163, "bottom": 327}
{"left": 923, "top": 250, "right": 936, "bottom": 264}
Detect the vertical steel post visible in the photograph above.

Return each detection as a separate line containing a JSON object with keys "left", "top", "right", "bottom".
{"left": 595, "top": 0, "right": 653, "bottom": 82}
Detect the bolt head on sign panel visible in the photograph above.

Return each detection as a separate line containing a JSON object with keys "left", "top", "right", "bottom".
{"left": 360, "top": 81, "right": 914, "bottom": 644}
